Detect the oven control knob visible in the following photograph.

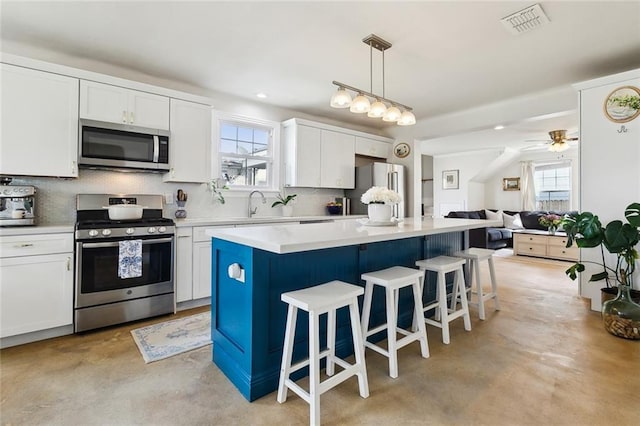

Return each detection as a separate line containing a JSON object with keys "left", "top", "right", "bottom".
{"left": 148, "top": 227, "right": 157, "bottom": 234}
{"left": 101, "top": 229, "right": 112, "bottom": 236}
{"left": 158, "top": 226, "right": 166, "bottom": 233}
{"left": 88, "top": 230, "right": 99, "bottom": 237}
{"left": 126, "top": 228, "right": 135, "bottom": 235}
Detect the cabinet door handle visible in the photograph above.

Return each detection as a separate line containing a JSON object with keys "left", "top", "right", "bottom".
{"left": 129, "top": 111, "right": 134, "bottom": 124}
{"left": 15, "top": 243, "right": 34, "bottom": 248}
{"left": 122, "top": 110, "right": 128, "bottom": 123}
{"left": 66, "top": 257, "right": 71, "bottom": 271}
{"left": 71, "top": 160, "right": 77, "bottom": 174}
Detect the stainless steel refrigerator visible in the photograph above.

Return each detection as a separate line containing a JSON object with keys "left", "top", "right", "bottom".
{"left": 346, "top": 162, "right": 406, "bottom": 218}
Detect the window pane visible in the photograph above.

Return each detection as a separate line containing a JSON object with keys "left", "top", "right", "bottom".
{"left": 254, "top": 129, "right": 269, "bottom": 145}
{"left": 237, "top": 127, "right": 254, "bottom": 142}
{"left": 220, "top": 138, "right": 236, "bottom": 153}
{"left": 220, "top": 156, "right": 270, "bottom": 187}
{"left": 220, "top": 124, "right": 237, "bottom": 140}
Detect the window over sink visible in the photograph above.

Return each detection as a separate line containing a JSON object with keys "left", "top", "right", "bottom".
{"left": 213, "top": 112, "right": 280, "bottom": 192}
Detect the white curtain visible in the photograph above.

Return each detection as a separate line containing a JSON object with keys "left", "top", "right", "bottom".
{"left": 520, "top": 161, "right": 536, "bottom": 211}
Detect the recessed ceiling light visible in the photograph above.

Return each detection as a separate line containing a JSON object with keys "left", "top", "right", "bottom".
{"left": 494, "top": 125, "right": 505, "bottom": 130}
{"left": 256, "top": 93, "right": 268, "bottom": 99}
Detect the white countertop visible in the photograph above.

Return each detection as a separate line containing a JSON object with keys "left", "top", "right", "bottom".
{"left": 206, "top": 217, "right": 502, "bottom": 254}
{"left": 174, "top": 215, "right": 365, "bottom": 228}
{"left": 0, "top": 225, "right": 75, "bottom": 236}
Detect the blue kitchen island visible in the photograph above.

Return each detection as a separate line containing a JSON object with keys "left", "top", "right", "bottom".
{"left": 207, "top": 217, "right": 498, "bottom": 401}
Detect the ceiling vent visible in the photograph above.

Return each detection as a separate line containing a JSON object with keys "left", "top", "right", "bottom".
{"left": 501, "top": 4, "right": 550, "bottom": 35}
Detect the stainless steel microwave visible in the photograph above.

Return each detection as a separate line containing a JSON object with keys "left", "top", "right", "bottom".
{"left": 79, "top": 119, "right": 170, "bottom": 172}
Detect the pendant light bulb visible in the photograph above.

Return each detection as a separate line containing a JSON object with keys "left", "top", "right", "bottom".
{"left": 368, "top": 99, "right": 387, "bottom": 118}
{"left": 397, "top": 110, "right": 416, "bottom": 126}
{"left": 382, "top": 105, "right": 401, "bottom": 122}
{"left": 330, "top": 87, "right": 352, "bottom": 108}
{"left": 350, "top": 93, "right": 371, "bottom": 113}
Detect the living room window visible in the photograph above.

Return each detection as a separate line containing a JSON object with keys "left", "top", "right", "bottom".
{"left": 213, "top": 112, "right": 280, "bottom": 191}
{"left": 534, "top": 162, "right": 571, "bottom": 211}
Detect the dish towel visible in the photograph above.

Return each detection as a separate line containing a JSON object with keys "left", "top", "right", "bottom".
{"left": 119, "top": 239, "right": 142, "bottom": 279}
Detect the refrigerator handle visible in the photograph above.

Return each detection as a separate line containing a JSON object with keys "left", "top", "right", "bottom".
{"left": 390, "top": 171, "right": 399, "bottom": 218}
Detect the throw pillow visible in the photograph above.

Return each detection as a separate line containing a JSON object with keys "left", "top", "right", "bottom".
{"left": 503, "top": 212, "right": 524, "bottom": 229}
{"left": 485, "top": 209, "right": 504, "bottom": 227}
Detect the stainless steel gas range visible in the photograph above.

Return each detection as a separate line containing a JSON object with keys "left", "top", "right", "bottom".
{"left": 74, "top": 194, "right": 175, "bottom": 332}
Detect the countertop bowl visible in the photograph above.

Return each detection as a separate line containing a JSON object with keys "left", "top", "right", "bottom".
{"left": 326, "top": 205, "right": 342, "bottom": 215}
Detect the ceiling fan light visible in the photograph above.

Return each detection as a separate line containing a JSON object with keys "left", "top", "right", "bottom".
{"left": 397, "top": 110, "right": 416, "bottom": 126}
{"left": 367, "top": 99, "right": 387, "bottom": 118}
{"left": 382, "top": 105, "right": 401, "bottom": 122}
{"left": 548, "top": 142, "right": 569, "bottom": 152}
{"left": 350, "top": 93, "right": 371, "bottom": 113}
{"left": 330, "top": 87, "right": 352, "bottom": 108}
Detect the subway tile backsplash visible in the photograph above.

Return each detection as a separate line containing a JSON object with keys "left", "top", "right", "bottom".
{"left": 10, "top": 170, "right": 345, "bottom": 226}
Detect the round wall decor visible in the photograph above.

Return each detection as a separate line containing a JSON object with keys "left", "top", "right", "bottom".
{"left": 603, "top": 85, "right": 640, "bottom": 123}
{"left": 394, "top": 142, "right": 411, "bottom": 158}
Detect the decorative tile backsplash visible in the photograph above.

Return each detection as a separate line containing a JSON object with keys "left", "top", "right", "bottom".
{"left": 10, "top": 170, "right": 345, "bottom": 225}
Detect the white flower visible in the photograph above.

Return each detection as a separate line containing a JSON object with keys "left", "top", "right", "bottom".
{"left": 360, "top": 186, "right": 402, "bottom": 205}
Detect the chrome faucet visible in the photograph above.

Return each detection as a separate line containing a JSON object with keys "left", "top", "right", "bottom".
{"left": 248, "top": 190, "right": 266, "bottom": 218}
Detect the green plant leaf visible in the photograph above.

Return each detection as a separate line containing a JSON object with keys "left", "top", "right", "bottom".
{"left": 565, "top": 263, "right": 585, "bottom": 280}
{"left": 625, "top": 202, "right": 640, "bottom": 228}
{"left": 603, "top": 221, "right": 639, "bottom": 253}
{"left": 589, "top": 271, "right": 609, "bottom": 282}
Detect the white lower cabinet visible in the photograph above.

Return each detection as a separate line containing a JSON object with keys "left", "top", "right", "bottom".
{"left": 192, "top": 241, "right": 212, "bottom": 300}
{"left": 0, "top": 233, "right": 74, "bottom": 339}
{"left": 175, "top": 227, "right": 194, "bottom": 303}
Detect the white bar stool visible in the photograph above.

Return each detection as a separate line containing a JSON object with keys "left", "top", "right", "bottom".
{"left": 415, "top": 256, "right": 471, "bottom": 345}
{"left": 277, "top": 281, "right": 369, "bottom": 426}
{"left": 453, "top": 248, "right": 500, "bottom": 320}
{"left": 360, "top": 266, "right": 429, "bottom": 379}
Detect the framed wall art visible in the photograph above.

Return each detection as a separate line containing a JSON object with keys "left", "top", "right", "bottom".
{"left": 442, "top": 170, "right": 459, "bottom": 190}
{"left": 502, "top": 177, "right": 520, "bottom": 191}
{"left": 603, "top": 85, "right": 640, "bottom": 123}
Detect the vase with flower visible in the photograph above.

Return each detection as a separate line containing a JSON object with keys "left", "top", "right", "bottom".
{"left": 539, "top": 213, "right": 562, "bottom": 235}
{"left": 360, "top": 186, "right": 402, "bottom": 223}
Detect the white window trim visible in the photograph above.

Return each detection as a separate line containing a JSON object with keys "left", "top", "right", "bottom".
{"left": 212, "top": 110, "right": 281, "bottom": 193}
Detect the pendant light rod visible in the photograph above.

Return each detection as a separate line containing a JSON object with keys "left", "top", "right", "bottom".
{"left": 332, "top": 81, "right": 412, "bottom": 111}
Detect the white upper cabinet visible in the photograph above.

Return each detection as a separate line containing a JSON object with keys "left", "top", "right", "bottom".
{"left": 163, "top": 99, "right": 212, "bottom": 183}
{"left": 80, "top": 80, "right": 170, "bottom": 130}
{"left": 283, "top": 119, "right": 356, "bottom": 189}
{"left": 0, "top": 63, "right": 79, "bottom": 177}
{"left": 320, "top": 129, "right": 355, "bottom": 188}
{"left": 355, "top": 136, "right": 390, "bottom": 159}
{"left": 284, "top": 124, "right": 322, "bottom": 187}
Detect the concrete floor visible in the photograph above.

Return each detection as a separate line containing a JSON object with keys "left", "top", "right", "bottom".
{"left": 1, "top": 252, "right": 639, "bottom": 425}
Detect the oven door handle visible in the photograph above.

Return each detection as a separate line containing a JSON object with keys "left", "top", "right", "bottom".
{"left": 80, "top": 237, "right": 173, "bottom": 248}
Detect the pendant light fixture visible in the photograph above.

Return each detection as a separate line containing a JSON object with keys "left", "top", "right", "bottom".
{"left": 330, "top": 34, "right": 415, "bottom": 126}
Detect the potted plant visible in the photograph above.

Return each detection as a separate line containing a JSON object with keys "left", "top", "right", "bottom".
{"left": 539, "top": 213, "right": 562, "bottom": 235}
{"left": 561, "top": 202, "right": 640, "bottom": 339}
{"left": 271, "top": 193, "right": 297, "bottom": 217}
{"left": 360, "top": 186, "right": 402, "bottom": 222}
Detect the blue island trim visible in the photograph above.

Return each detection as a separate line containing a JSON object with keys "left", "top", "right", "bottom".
{"left": 211, "top": 231, "right": 465, "bottom": 401}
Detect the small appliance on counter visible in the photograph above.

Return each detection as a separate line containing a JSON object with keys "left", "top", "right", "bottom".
{"left": 0, "top": 178, "right": 36, "bottom": 226}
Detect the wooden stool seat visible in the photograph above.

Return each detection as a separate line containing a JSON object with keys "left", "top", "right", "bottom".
{"left": 277, "top": 281, "right": 369, "bottom": 426}
{"left": 360, "top": 266, "right": 429, "bottom": 379}
{"left": 415, "top": 256, "right": 471, "bottom": 344}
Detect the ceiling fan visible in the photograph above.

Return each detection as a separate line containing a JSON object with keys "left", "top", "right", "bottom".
{"left": 524, "top": 129, "right": 579, "bottom": 152}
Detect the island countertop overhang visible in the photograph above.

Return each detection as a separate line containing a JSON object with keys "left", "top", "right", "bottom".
{"left": 206, "top": 218, "right": 501, "bottom": 254}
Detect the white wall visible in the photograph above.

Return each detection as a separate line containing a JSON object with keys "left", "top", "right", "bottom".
{"left": 484, "top": 149, "right": 579, "bottom": 211}
{"left": 574, "top": 69, "right": 640, "bottom": 309}
{"left": 433, "top": 149, "right": 501, "bottom": 216}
